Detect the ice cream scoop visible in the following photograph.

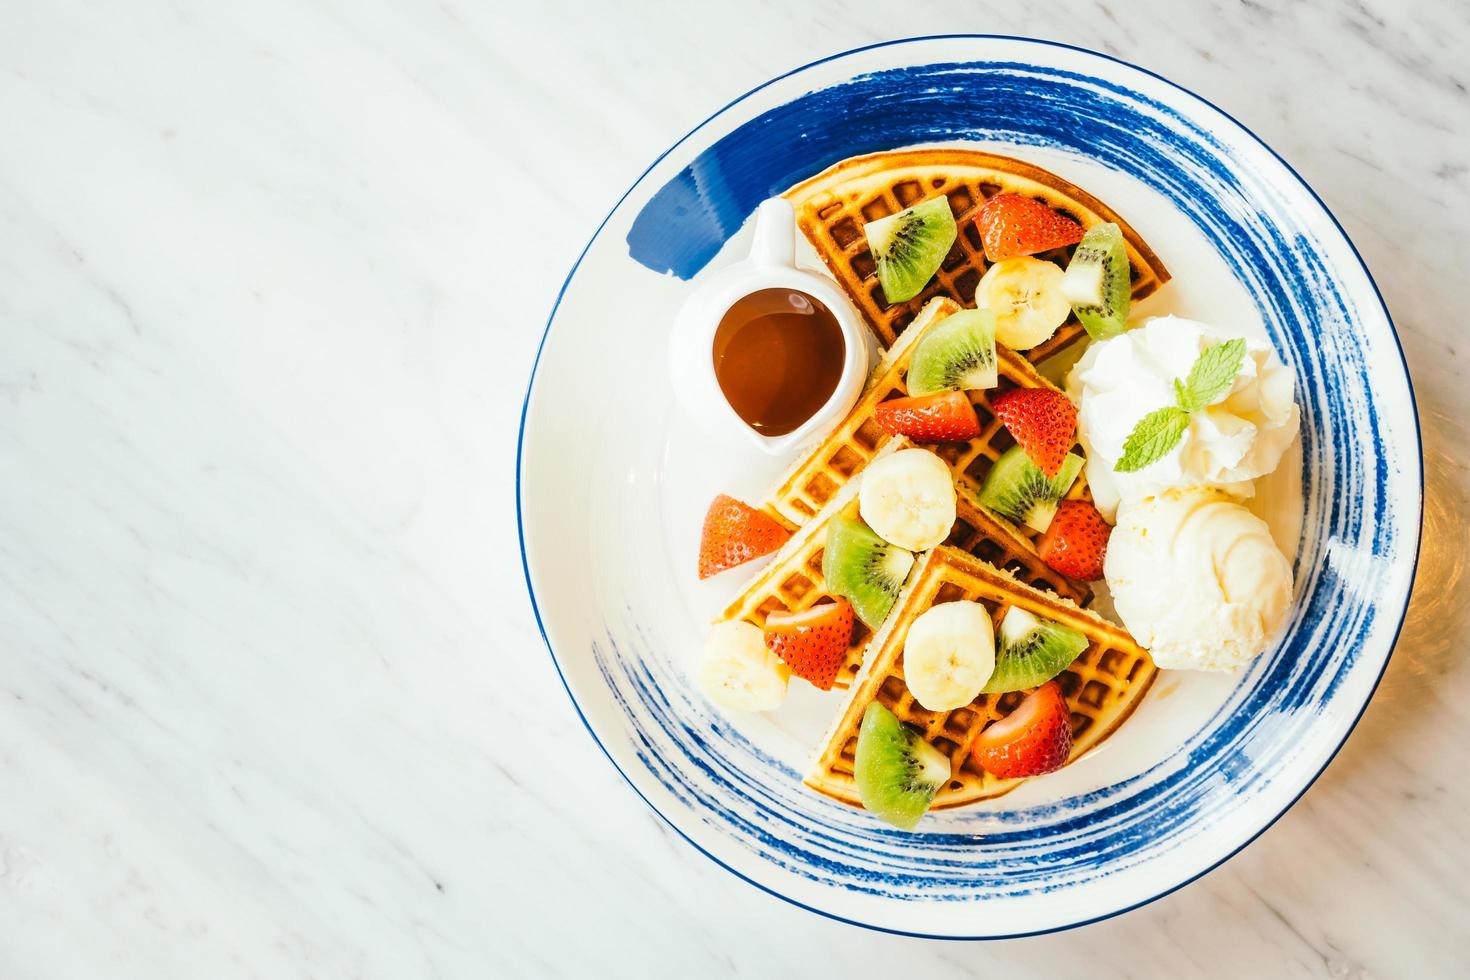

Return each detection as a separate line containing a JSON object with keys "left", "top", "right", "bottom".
{"left": 1105, "top": 487, "right": 1293, "bottom": 672}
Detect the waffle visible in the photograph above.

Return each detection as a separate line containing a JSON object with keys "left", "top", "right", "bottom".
{"left": 765, "top": 296, "right": 1088, "bottom": 549}
{"left": 784, "top": 147, "right": 1170, "bottom": 361}
{"left": 724, "top": 444, "right": 1088, "bottom": 691}
{"left": 805, "top": 546, "right": 1155, "bottom": 808}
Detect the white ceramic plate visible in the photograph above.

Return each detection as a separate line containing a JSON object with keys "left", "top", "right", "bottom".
{"left": 518, "top": 36, "right": 1421, "bottom": 938}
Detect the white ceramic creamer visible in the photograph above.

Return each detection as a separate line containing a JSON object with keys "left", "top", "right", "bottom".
{"left": 667, "top": 198, "right": 871, "bottom": 455}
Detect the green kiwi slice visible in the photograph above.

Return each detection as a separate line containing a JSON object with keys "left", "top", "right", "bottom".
{"left": 864, "top": 197, "right": 957, "bottom": 304}
{"left": 977, "top": 447, "right": 1083, "bottom": 533}
{"left": 982, "top": 607, "right": 1089, "bottom": 693}
{"left": 1060, "top": 222, "right": 1131, "bottom": 340}
{"left": 905, "top": 309, "right": 998, "bottom": 394}
{"left": 854, "top": 702, "right": 951, "bottom": 830}
{"left": 822, "top": 516, "right": 915, "bottom": 628}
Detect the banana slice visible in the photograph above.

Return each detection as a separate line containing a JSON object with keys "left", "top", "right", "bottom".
{"left": 858, "top": 448, "right": 957, "bottom": 551}
{"left": 698, "top": 621, "right": 789, "bottom": 712}
{"left": 903, "top": 600, "right": 996, "bottom": 711}
{"left": 978, "top": 256, "right": 1072, "bottom": 351}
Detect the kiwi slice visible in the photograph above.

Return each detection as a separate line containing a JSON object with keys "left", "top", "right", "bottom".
{"left": 906, "top": 309, "right": 998, "bottom": 394}
{"left": 864, "top": 197, "right": 957, "bottom": 304}
{"left": 977, "top": 447, "right": 1083, "bottom": 533}
{"left": 822, "top": 516, "right": 915, "bottom": 629}
{"left": 983, "top": 607, "right": 1089, "bottom": 693}
{"left": 1060, "top": 222, "right": 1131, "bottom": 340}
{"left": 854, "top": 702, "right": 951, "bottom": 830}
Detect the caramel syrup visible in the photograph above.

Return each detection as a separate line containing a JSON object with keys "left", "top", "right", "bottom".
{"left": 712, "top": 288, "right": 846, "bottom": 437}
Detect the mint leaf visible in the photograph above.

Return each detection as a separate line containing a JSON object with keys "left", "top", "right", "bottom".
{"left": 1177, "top": 338, "right": 1247, "bottom": 413}
{"left": 1115, "top": 407, "right": 1189, "bottom": 473}
{"left": 1115, "top": 338, "right": 1247, "bottom": 474}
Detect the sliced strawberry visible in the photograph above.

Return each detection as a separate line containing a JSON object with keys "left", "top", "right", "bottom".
{"left": 763, "top": 599, "right": 854, "bottom": 691}
{"left": 976, "top": 194, "right": 1085, "bottom": 262}
{"left": 971, "top": 680, "right": 1073, "bottom": 778}
{"left": 874, "top": 391, "right": 982, "bottom": 443}
{"left": 1038, "top": 499, "right": 1111, "bottom": 582}
{"left": 698, "top": 495, "right": 791, "bottom": 579}
{"left": 990, "top": 387, "right": 1077, "bottom": 478}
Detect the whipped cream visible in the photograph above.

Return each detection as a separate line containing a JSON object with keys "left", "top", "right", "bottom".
{"left": 1066, "top": 316, "right": 1299, "bottom": 520}
{"left": 1106, "top": 487, "right": 1293, "bottom": 672}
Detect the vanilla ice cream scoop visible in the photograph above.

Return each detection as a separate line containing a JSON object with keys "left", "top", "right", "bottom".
{"left": 1106, "top": 487, "right": 1293, "bottom": 672}
{"left": 1067, "top": 316, "right": 1299, "bottom": 520}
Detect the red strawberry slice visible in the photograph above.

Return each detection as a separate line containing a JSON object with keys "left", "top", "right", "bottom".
{"left": 971, "top": 680, "right": 1073, "bottom": 778}
{"left": 763, "top": 599, "right": 854, "bottom": 691}
{"left": 976, "top": 194, "right": 1085, "bottom": 262}
{"left": 698, "top": 494, "right": 791, "bottom": 579}
{"left": 874, "top": 391, "right": 982, "bottom": 443}
{"left": 990, "top": 387, "right": 1077, "bottom": 478}
{"left": 1038, "top": 499, "right": 1111, "bottom": 582}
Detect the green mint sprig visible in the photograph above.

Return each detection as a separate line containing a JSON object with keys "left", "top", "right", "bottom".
{"left": 1114, "top": 338, "right": 1247, "bottom": 473}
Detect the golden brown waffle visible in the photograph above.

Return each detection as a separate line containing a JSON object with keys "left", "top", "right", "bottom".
{"left": 724, "top": 447, "right": 1087, "bottom": 691}
{"left": 765, "top": 296, "right": 1088, "bottom": 549}
{"left": 784, "top": 147, "right": 1170, "bottom": 361}
{"left": 805, "top": 546, "right": 1154, "bottom": 808}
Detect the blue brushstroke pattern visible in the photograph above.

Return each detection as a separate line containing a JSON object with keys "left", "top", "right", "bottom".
{"left": 627, "top": 62, "right": 1223, "bottom": 278}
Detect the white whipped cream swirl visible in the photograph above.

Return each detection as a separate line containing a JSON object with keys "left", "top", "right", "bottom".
{"left": 1066, "top": 316, "right": 1299, "bottom": 521}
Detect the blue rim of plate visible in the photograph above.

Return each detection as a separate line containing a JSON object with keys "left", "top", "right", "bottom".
{"left": 516, "top": 34, "right": 1424, "bottom": 939}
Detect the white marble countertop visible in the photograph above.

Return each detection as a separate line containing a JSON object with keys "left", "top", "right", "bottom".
{"left": 2, "top": 1, "right": 1467, "bottom": 976}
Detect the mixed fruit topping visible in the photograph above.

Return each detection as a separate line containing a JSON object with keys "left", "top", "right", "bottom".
{"left": 866, "top": 197, "right": 957, "bottom": 304}
{"left": 763, "top": 599, "right": 854, "bottom": 692}
{"left": 977, "top": 446, "right": 1084, "bottom": 534}
{"left": 991, "top": 387, "right": 1077, "bottom": 479}
{"left": 698, "top": 621, "right": 789, "bottom": 714}
{"left": 684, "top": 180, "right": 1300, "bottom": 830}
{"left": 874, "top": 390, "right": 981, "bottom": 443}
{"left": 854, "top": 702, "right": 952, "bottom": 831}
{"left": 697, "top": 495, "right": 790, "bottom": 579}
{"left": 986, "top": 608, "right": 1088, "bottom": 694}
{"left": 976, "top": 193, "right": 1085, "bottom": 261}
{"left": 1037, "top": 500, "right": 1111, "bottom": 583}
{"left": 906, "top": 309, "right": 997, "bottom": 392}
{"left": 902, "top": 599, "right": 995, "bottom": 712}
{"left": 823, "top": 515, "right": 915, "bottom": 629}
{"left": 1062, "top": 223, "right": 1133, "bottom": 340}
{"left": 857, "top": 448, "right": 957, "bottom": 553}
{"left": 851, "top": 604, "right": 1092, "bottom": 826}
{"left": 969, "top": 680, "right": 1074, "bottom": 780}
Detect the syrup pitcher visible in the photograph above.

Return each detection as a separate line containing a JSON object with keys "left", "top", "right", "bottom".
{"left": 667, "top": 198, "right": 872, "bottom": 455}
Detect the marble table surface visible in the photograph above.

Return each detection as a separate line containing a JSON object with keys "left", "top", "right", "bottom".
{"left": 3, "top": 1, "right": 1467, "bottom": 976}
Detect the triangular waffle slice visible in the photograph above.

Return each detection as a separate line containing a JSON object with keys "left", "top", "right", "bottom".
{"left": 765, "top": 296, "right": 1089, "bottom": 550}
{"left": 724, "top": 443, "right": 1089, "bottom": 691}
{"left": 805, "top": 546, "right": 1154, "bottom": 808}
{"left": 784, "top": 147, "right": 1170, "bottom": 361}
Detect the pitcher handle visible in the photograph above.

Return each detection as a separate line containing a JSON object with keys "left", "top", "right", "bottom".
{"left": 748, "top": 198, "right": 796, "bottom": 269}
